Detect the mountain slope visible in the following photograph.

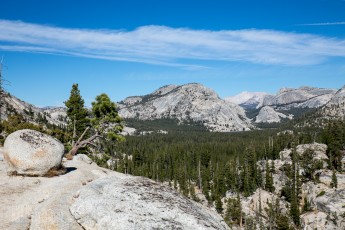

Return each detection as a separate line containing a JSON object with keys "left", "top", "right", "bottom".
{"left": 1, "top": 92, "right": 67, "bottom": 127}
{"left": 259, "top": 86, "right": 336, "bottom": 109}
{"left": 225, "top": 91, "right": 269, "bottom": 109}
{"left": 321, "top": 85, "right": 345, "bottom": 118}
{"left": 255, "top": 106, "right": 293, "bottom": 123}
{"left": 229, "top": 86, "right": 337, "bottom": 124}
{"left": 118, "top": 83, "right": 252, "bottom": 132}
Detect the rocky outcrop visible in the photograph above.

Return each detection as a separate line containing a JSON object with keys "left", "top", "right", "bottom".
{"left": 321, "top": 85, "right": 345, "bottom": 118}
{"left": 120, "top": 126, "right": 137, "bottom": 136}
{"left": 118, "top": 83, "right": 252, "bottom": 132}
{"left": 3, "top": 129, "right": 64, "bottom": 176}
{"left": 277, "top": 143, "right": 345, "bottom": 229}
{"left": 255, "top": 106, "right": 293, "bottom": 123}
{"left": 70, "top": 176, "right": 229, "bottom": 230}
{"left": 296, "top": 143, "right": 328, "bottom": 159}
{"left": 249, "top": 189, "right": 289, "bottom": 217}
{"left": 0, "top": 152, "right": 228, "bottom": 230}
{"left": 277, "top": 142, "right": 328, "bottom": 164}
{"left": 226, "top": 188, "right": 289, "bottom": 229}
{"left": 301, "top": 211, "right": 329, "bottom": 230}
{"left": 0, "top": 147, "right": 3, "bottom": 161}
{"left": 302, "top": 182, "right": 345, "bottom": 229}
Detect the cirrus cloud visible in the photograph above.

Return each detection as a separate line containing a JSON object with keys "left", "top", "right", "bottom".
{"left": 0, "top": 19, "right": 345, "bottom": 67}
{"left": 297, "top": 21, "right": 345, "bottom": 26}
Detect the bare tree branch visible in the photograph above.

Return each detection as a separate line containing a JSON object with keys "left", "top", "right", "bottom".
{"left": 75, "top": 126, "right": 90, "bottom": 144}
{"left": 67, "top": 127, "right": 102, "bottom": 158}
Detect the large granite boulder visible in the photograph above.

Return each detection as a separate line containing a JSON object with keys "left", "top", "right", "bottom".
{"left": 3, "top": 129, "right": 64, "bottom": 176}
{"left": 70, "top": 176, "right": 229, "bottom": 230}
{"left": 301, "top": 211, "right": 329, "bottom": 230}
{"left": 0, "top": 147, "right": 3, "bottom": 161}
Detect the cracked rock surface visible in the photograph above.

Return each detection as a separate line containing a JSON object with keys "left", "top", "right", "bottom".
{"left": 0, "top": 149, "right": 228, "bottom": 230}
{"left": 70, "top": 175, "right": 229, "bottom": 230}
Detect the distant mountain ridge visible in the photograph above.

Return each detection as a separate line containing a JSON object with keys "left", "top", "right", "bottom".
{"left": 118, "top": 83, "right": 253, "bottom": 132}
{"left": 259, "top": 86, "right": 336, "bottom": 109}
{"left": 0, "top": 91, "right": 67, "bottom": 127}
{"left": 228, "top": 86, "right": 336, "bottom": 110}
{"left": 228, "top": 86, "right": 341, "bottom": 124}
{"left": 1, "top": 83, "right": 344, "bottom": 130}
{"left": 225, "top": 92, "right": 269, "bottom": 109}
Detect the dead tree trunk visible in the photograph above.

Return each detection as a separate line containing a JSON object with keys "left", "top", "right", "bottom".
{"left": 66, "top": 127, "right": 101, "bottom": 159}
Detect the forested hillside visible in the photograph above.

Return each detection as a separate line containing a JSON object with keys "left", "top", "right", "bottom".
{"left": 101, "top": 118, "right": 344, "bottom": 229}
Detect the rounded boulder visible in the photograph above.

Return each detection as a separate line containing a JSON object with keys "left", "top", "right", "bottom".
{"left": 3, "top": 129, "right": 64, "bottom": 176}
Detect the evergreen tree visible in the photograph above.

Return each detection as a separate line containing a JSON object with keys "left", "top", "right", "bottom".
{"left": 322, "top": 121, "right": 344, "bottom": 171}
{"left": 225, "top": 194, "right": 243, "bottom": 227}
{"left": 91, "top": 93, "right": 124, "bottom": 142}
{"left": 265, "top": 160, "right": 274, "bottom": 193}
{"left": 64, "top": 84, "right": 89, "bottom": 144}
{"left": 215, "top": 196, "right": 223, "bottom": 214}
{"left": 302, "top": 197, "right": 312, "bottom": 213}
{"left": 290, "top": 146, "right": 300, "bottom": 226}
{"left": 300, "top": 148, "right": 317, "bottom": 181}
{"left": 67, "top": 93, "right": 124, "bottom": 157}
{"left": 331, "top": 170, "right": 338, "bottom": 189}
{"left": 189, "top": 182, "right": 199, "bottom": 202}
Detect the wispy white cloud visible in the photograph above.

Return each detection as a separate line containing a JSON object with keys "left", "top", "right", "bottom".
{"left": 0, "top": 19, "right": 345, "bottom": 67}
{"left": 297, "top": 22, "right": 345, "bottom": 26}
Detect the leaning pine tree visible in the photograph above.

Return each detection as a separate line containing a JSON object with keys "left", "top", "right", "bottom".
{"left": 66, "top": 93, "right": 124, "bottom": 158}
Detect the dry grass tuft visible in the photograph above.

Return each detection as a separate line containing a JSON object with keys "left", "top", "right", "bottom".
{"left": 65, "top": 153, "right": 74, "bottom": 160}
{"left": 7, "top": 171, "right": 19, "bottom": 176}
{"left": 44, "top": 165, "right": 67, "bottom": 177}
{"left": 7, "top": 165, "right": 67, "bottom": 177}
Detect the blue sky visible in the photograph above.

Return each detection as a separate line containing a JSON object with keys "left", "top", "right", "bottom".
{"left": 1, "top": 0, "right": 345, "bottom": 106}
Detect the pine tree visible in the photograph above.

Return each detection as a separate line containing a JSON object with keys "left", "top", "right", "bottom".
{"left": 265, "top": 160, "right": 274, "bottom": 193}
{"left": 64, "top": 84, "right": 89, "bottom": 144}
{"left": 225, "top": 194, "right": 243, "bottom": 227}
{"left": 302, "top": 197, "right": 312, "bottom": 213}
{"left": 290, "top": 146, "right": 300, "bottom": 226}
{"left": 331, "top": 170, "right": 338, "bottom": 189}
{"left": 189, "top": 182, "right": 199, "bottom": 202}
{"left": 215, "top": 196, "right": 223, "bottom": 213}
{"left": 258, "top": 188, "right": 264, "bottom": 230}
{"left": 67, "top": 93, "right": 124, "bottom": 157}
{"left": 236, "top": 193, "right": 243, "bottom": 228}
